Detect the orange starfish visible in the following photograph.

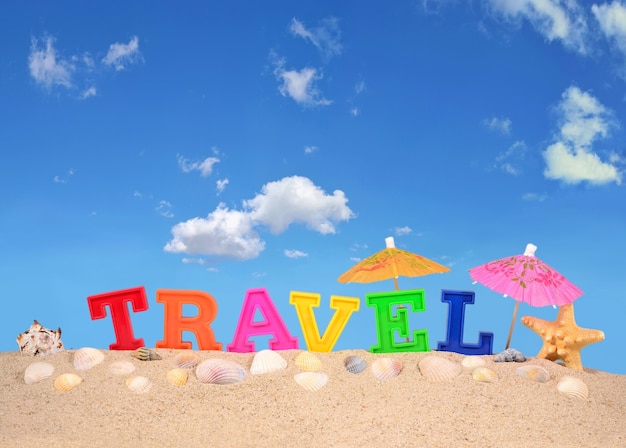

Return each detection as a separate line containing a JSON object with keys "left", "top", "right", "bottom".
{"left": 521, "top": 303, "right": 605, "bottom": 371}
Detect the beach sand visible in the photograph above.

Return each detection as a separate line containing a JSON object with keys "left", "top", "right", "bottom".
{"left": 1, "top": 349, "right": 625, "bottom": 448}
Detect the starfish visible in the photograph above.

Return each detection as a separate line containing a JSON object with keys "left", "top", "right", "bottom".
{"left": 521, "top": 303, "right": 605, "bottom": 371}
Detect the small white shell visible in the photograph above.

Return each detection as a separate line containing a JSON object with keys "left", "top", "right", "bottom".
{"left": 418, "top": 356, "right": 462, "bottom": 381}
{"left": 196, "top": 359, "right": 247, "bottom": 385}
{"left": 344, "top": 355, "right": 367, "bottom": 374}
{"left": 472, "top": 367, "right": 497, "bottom": 383}
{"left": 126, "top": 375, "right": 153, "bottom": 393}
{"left": 108, "top": 360, "right": 136, "bottom": 376}
{"left": 462, "top": 356, "right": 487, "bottom": 368}
{"left": 72, "top": 347, "right": 105, "bottom": 371}
{"left": 294, "top": 372, "right": 328, "bottom": 391}
{"left": 24, "top": 362, "right": 55, "bottom": 385}
{"left": 371, "top": 357, "right": 403, "bottom": 381}
{"left": 53, "top": 373, "right": 83, "bottom": 391}
{"left": 557, "top": 376, "right": 589, "bottom": 400}
{"left": 174, "top": 352, "right": 201, "bottom": 369}
{"left": 166, "top": 368, "right": 188, "bottom": 387}
{"left": 294, "top": 351, "right": 323, "bottom": 372}
{"left": 250, "top": 349, "right": 287, "bottom": 375}
{"left": 516, "top": 365, "right": 550, "bottom": 383}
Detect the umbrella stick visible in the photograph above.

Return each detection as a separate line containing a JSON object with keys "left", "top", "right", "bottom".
{"left": 393, "top": 277, "right": 399, "bottom": 291}
{"left": 505, "top": 301, "right": 520, "bottom": 350}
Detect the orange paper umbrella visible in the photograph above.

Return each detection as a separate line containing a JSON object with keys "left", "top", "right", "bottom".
{"left": 338, "top": 237, "right": 450, "bottom": 290}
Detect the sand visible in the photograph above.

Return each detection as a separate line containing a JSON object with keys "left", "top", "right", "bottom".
{"left": 1, "top": 348, "right": 625, "bottom": 448}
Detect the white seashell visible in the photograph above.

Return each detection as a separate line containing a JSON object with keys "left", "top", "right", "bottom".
{"left": 174, "top": 352, "right": 200, "bottom": 369}
{"left": 166, "top": 368, "right": 188, "bottom": 387}
{"left": 472, "top": 367, "right": 497, "bottom": 383}
{"left": 294, "top": 351, "right": 323, "bottom": 372}
{"left": 516, "top": 365, "right": 550, "bottom": 383}
{"left": 16, "top": 320, "right": 65, "bottom": 356}
{"left": 294, "top": 372, "right": 328, "bottom": 391}
{"left": 108, "top": 360, "right": 136, "bottom": 376}
{"left": 72, "top": 347, "right": 105, "bottom": 371}
{"left": 371, "top": 357, "right": 403, "bottom": 381}
{"left": 419, "top": 356, "right": 462, "bottom": 381}
{"left": 344, "top": 355, "right": 367, "bottom": 374}
{"left": 462, "top": 356, "right": 486, "bottom": 368}
{"left": 557, "top": 376, "right": 589, "bottom": 400}
{"left": 53, "top": 373, "right": 83, "bottom": 391}
{"left": 196, "top": 359, "right": 247, "bottom": 385}
{"left": 250, "top": 349, "right": 287, "bottom": 375}
{"left": 126, "top": 375, "right": 153, "bottom": 394}
{"left": 24, "top": 362, "right": 55, "bottom": 385}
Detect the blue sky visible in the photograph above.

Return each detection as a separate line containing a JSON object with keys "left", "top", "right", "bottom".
{"left": 2, "top": 1, "right": 625, "bottom": 374}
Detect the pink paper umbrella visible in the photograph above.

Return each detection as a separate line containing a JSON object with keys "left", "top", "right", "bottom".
{"left": 468, "top": 243, "right": 583, "bottom": 350}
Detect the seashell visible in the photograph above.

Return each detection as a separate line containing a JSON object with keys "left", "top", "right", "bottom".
{"left": 461, "top": 356, "right": 486, "bottom": 368}
{"left": 344, "top": 355, "right": 367, "bottom": 374}
{"left": 419, "top": 356, "right": 462, "bottom": 382}
{"left": 73, "top": 347, "right": 105, "bottom": 371}
{"left": 557, "top": 376, "right": 589, "bottom": 400}
{"left": 53, "top": 373, "right": 83, "bottom": 391}
{"left": 494, "top": 348, "right": 526, "bottom": 363}
{"left": 196, "top": 359, "right": 247, "bottom": 385}
{"left": 131, "top": 347, "right": 162, "bottom": 361}
{"left": 472, "top": 367, "right": 497, "bottom": 383}
{"left": 294, "top": 351, "right": 323, "bottom": 372}
{"left": 16, "top": 320, "right": 65, "bottom": 356}
{"left": 24, "top": 362, "right": 55, "bottom": 385}
{"left": 166, "top": 368, "right": 188, "bottom": 387}
{"left": 371, "top": 357, "right": 403, "bottom": 381}
{"left": 109, "top": 360, "right": 136, "bottom": 376}
{"left": 250, "top": 349, "right": 287, "bottom": 375}
{"left": 294, "top": 372, "right": 328, "bottom": 391}
{"left": 516, "top": 365, "right": 550, "bottom": 383}
{"left": 126, "top": 375, "right": 153, "bottom": 393}
{"left": 174, "top": 352, "right": 200, "bottom": 369}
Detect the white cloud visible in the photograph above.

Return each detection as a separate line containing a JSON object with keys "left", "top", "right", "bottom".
{"left": 81, "top": 87, "right": 97, "bottom": 99}
{"left": 216, "top": 178, "right": 229, "bottom": 195}
{"left": 289, "top": 17, "right": 342, "bottom": 60}
{"left": 102, "top": 36, "right": 141, "bottom": 71}
{"left": 28, "top": 36, "right": 74, "bottom": 89}
{"left": 304, "top": 146, "right": 318, "bottom": 154}
{"left": 53, "top": 168, "right": 76, "bottom": 184}
{"left": 156, "top": 200, "right": 174, "bottom": 218}
{"left": 271, "top": 54, "right": 331, "bottom": 107}
{"left": 178, "top": 154, "right": 220, "bottom": 177}
{"left": 593, "top": 1, "right": 626, "bottom": 58}
{"left": 393, "top": 226, "right": 412, "bottom": 236}
{"left": 543, "top": 86, "right": 621, "bottom": 184}
{"left": 350, "top": 107, "right": 360, "bottom": 117}
{"left": 522, "top": 192, "right": 548, "bottom": 201}
{"left": 483, "top": 116, "right": 512, "bottom": 134}
{"left": 495, "top": 140, "right": 527, "bottom": 175}
{"left": 284, "top": 249, "right": 308, "bottom": 258}
{"left": 355, "top": 80, "right": 366, "bottom": 94}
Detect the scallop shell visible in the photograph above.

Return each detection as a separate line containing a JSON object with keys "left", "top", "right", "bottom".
{"left": 557, "top": 376, "right": 589, "bottom": 400}
{"left": 294, "top": 351, "right": 323, "bottom": 372}
{"left": 126, "top": 375, "right": 153, "bottom": 393}
{"left": 166, "top": 368, "right": 188, "bottom": 387}
{"left": 462, "top": 356, "right": 487, "bottom": 368}
{"left": 72, "top": 347, "right": 105, "bottom": 371}
{"left": 174, "top": 352, "right": 200, "bottom": 369}
{"left": 131, "top": 347, "right": 162, "bottom": 361}
{"left": 195, "top": 359, "right": 247, "bottom": 385}
{"left": 472, "top": 367, "right": 497, "bottom": 383}
{"left": 371, "top": 357, "right": 403, "bottom": 381}
{"left": 53, "top": 373, "right": 83, "bottom": 391}
{"left": 294, "top": 372, "right": 328, "bottom": 391}
{"left": 516, "top": 365, "right": 551, "bottom": 383}
{"left": 344, "top": 355, "right": 367, "bottom": 374}
{"left": 250, "top": 349, "right": 288, "bottom": 375}
{"left": 418, "top": 356, "right": 462, "bottom": 381}
{"left": 24, "top": 362, "right": 55, "bottom": 385}
{"left": 108, "top": 360, "right": 136, "bottom": 376}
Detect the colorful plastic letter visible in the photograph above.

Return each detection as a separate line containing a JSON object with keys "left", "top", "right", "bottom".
{"left": 87, "top": 286, "right": 148, "bottom": 350}
{"left": 366, "top": 289, "right": 430, "bottom": 353}
{"left": 289, "top": 291, "right": 360, "bottom": 352}
{"left": 437, "top": 290, "right": 493, "bottom": 355}
{"left": 227, "top": 288, "right": 299, "bottom": 352}
{"left": 155, "top": 289, "right": 222, "bottom": 351}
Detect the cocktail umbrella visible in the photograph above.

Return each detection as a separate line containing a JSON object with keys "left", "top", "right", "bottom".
{"left": 468, "top": 243, "right": 583, "bottom": 350}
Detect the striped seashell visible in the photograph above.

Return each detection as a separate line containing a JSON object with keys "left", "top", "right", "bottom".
{"left": 53, "top": 373, "right": 83, "bottom": 392}
{"left": 494, "top": 348, "right": 526, "bottom": 363}
{"left": 131, "top": 347, "right": 162, "bottom": 361}
{"left": 294, "top": 372, "right": 328, "bottom": 392}
{"left": 166, "top": 368, "right": 188, "bottom": 387}
{"left": 557, "top": 376, "right": 589, "bottom": 400}
{"left": 344, "top": 355, "right": 367, "bottom": 374}
{"left": 73, "top": 347, "right": 105, "bottom": 371}
{"left": 24, "top": 362, "right": 55, "bottom": 385}
{"left": 462, "top": 356, "right": 487, "bottom": 368}
{"left": 126, "top": 375, "right": 153, "bottom": 393}
{"left": 516, "top": 365, "right": 551, "bottom": 383}
{"left": 250, "top": 349, "right": 287, "bottom": 375}
{"left": 195, "top": 359, "right": 247, "bottom": 385}
{"left": 472, "top": 367, "right": 497, "bottom": 383}
{"left": 371, "top": 357, "right": 403, "bottom": 381}
{"left": 174, "top": 352, "right": 200, "bottom": 369}
{"left": 294, "top": 351, "right": 323, "bottom": 372}
{"left": 108, "top": 360, "right": 136, "bottom": 376}
{"left": 419, "top": 356, "right": 462, "bottom": 382}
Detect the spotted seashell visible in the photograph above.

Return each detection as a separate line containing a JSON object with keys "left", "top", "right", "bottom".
{"left": 294, "top": 372, "right": 328, "bottom": 391}
{"left": 109, "top": 360, "right": 136, "bottom": 376}
{"left": 166, "top": 368, "right": 188, "bottom": 387}
{"left": 371, "top": 357, "right": 403, "bottom": 381}
{"left": 24, "top": 362, "right": 55, "bottom": 385}
{"left": 73, "top": 347, "right": 105, "bottom": 371}
{"left": 294, "top": 351, "right": 323, "bottom": 372}
{"left": 557, "top": 376, "right": 589, "bottom": 400}
{"left": 53, "top": 373, "right": 83, "bottom": 391}
{"left": 472, "top": 367, "right": 497, "bottom": 383}
{"left": 250, "top": 349, "right": 287, "bottom": 375}
{"left": 517, "top": 365, "right": 550, "bottom": 383}
{"left": 132, "top": 347, "right": 162, "bottom": 361}
{"left": 419, "top": 356, "right": 462, "bottom": 382}
{"left": 195, "top": 359, "right": 247, "bottom": 385}
{"left": 461, "top": 356, "right": 486, "bottom": 368}
{"left": 174, "top": 352, "right": 200, "bottom": 369}
{"left": 16, "top": 320, "right": 65, "bottom": 356}
{"left": 344, "top": 355, "right": 367, "bottom": 374}
{"left": 126, "top": 375, "right": 153, "bottom": 393}
{"left": 494, "top": 348, "right": 526, "bottom": 363}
